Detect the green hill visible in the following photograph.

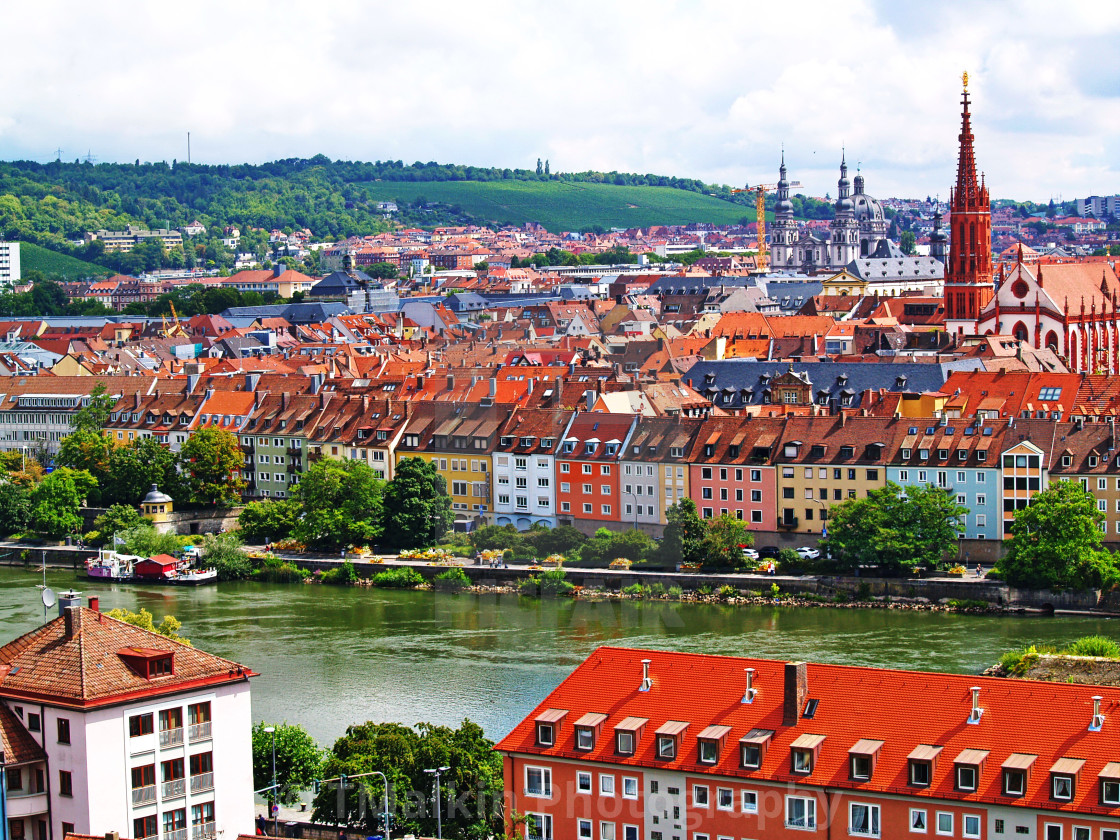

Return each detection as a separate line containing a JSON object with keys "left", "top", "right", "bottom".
{"left": 362, "top": 180, "right": 754, "bottom": 231}
{"left": 19, "top": 242, "right": 112, "bottom": 281}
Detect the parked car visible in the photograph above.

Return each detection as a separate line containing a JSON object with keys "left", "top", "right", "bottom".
{"left": 758, "top": 546, "right": 781, "bottom": 560}
{"left": 740, "top": 546, "right": 759, "bottom": 561}
{"left": 796, "top": 546, "right": 820, "bottom": 560}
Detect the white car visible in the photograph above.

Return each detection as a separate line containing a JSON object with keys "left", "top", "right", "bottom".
{"left": 796, "top": 546, "right": 820, "bottom": 560}
{"left": 741, "top": 547, "right": 759, "bottom": 561}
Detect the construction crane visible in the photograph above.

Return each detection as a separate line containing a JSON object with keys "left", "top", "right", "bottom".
{"left": 733, "top": 179, "right": 801, "bottom": 271}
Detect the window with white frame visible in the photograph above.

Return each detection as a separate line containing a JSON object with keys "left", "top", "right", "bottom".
{"left": 1044, "top": 826, "right": 1061, "bottom": 840}
{"left": 910, "top": 809, "right": 927, "bottom": 833}
{"left": 578, "top": 820, "right": 592, "bottom": 840}
{"left": 786, "top": 795, "right": 816, "bottom": 830}
{"left": 526, "top": 813, "right": 552, "bottom": 840}
{"left": 1052, "top": 774, "right": 1074, "bottom": 800}
{"left": 741, "top": 790, "right": 758, "bottom": 813}
{"left": 716, "top": 787, "right": 733, "bottom": 810}
{"left": 963, "top": 816, "right": 981, "bottom": 839}
{"left": 599, "top": 774, "right": 615, "bottom": 796}
{"left": 1071, "top": 828, "right": 1089, "bottom": 840}
{"left": 692, "top": 784, "right": 708, "bottom": 807}
{"left": 525, "top": 767, "right": 551, "bottom": 797}
{"left": 1103, "top": 777, "right": 1120, "bottom": 805}
{"left": 936, "top": 813, "right": 953, "bottom": 836}
{"left": 622, "top": 777, "right": 638, "bottom": 799}
{"left": 623, "top": 827, "right": 638, "bottom": 840}
{"left": 600, "top": 822, "right": 615, "bottom": 840}
{"left": 849, "top": 803, "right": 880, "bottom": 837}
{"left": 577, "top": 771, "right": 591, "bottom": 793}
{"left": 956, "top": 764, "right": 978, "bottom": 791}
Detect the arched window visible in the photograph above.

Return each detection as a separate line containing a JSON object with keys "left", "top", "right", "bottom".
{"left": 1012, "top": 321, "right": 1029, "bottom": 342}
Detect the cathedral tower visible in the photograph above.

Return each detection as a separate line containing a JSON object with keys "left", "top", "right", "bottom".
{"left": 770, "top": 152, "right": 797, "bottom": 269}
{"left": 829, "top": 152, "right": 859, "bottom": 267}
{"left": 944, "top": 72, "right": 993, "bottom": 335}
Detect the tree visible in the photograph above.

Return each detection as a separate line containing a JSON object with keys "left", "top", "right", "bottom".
{"left": 104, "top": 437, "right": 186, "bottom": 506}
{"left": 996, "top": 479, "right": 1119, "bottom": 590}
{"left": 201, "top": 531, "right": 252, "bottom": 580}
{"left": 578, "top": 527, "right": 655, "bottom": 565}
{"left": 0, "top": 481, "right": 31, "bottom": 536}
{"left": 71, "top": 382, "right": 114, "bottom": 433}
{"left": 702, "top": 513, "right": 754, "bottom": 568}
{"left": 365, "top": 262, "right": 399, "bottom": 280}
{"left": 290, "top": 459, "right": 384, "bottom": 550}
{"left": 379, "top": 458, "right": 452, "bottom": 551}
{"left": 92, "top": 503, "right": 143, "bottom": 542}
{"left": 312, "top": 719, "right": 502, "bottom": 840}
{"left": 900, "top": 230, "right": 917, "bottom": 255}
{"left": 237, "top": 499, "right": 299, "bottom": 543}
{"left": 823, "top": 481, "right": 966, "bottom": 573}
{"left": 252, "top": 722, "right": 323, "bottom": 808}
{"left": 56, "top": 428, "right": 114, "bottom": 503}
{"left": 104, "top": 607, "right": 191, "bottom": 645}
{"left": 660, "top": 499, "right": 706, "bottom": 566}
{"left": 179, "top": 427, "right": 246, "bottom": 505}
{"left": 29, "top": 468, "right": 96, "bottom": 539}
{"left": 116, "top": 521, "right": 184, "bottom": 556}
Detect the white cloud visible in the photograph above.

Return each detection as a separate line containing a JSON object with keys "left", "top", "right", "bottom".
{"left": 1, "top": 0, "right": 1118, "bottom": 200}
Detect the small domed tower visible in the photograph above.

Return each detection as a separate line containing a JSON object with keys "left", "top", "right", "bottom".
{"left": 141, "top": 484, "right": 175, "bottom": 533}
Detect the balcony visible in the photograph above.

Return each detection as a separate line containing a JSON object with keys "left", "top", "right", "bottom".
{"left": 189, "top": 773, "right": 214, "bottom": 794}
{"left": 286, "top": 446, "right": 302, "bottom": 457}
{"left": 166, "top": 829, "right": 188, "bottom": 840}
{"left": 132, "top": 785, "right": 157, "bottom": 806}
{"left": 192, "top": 823, "right": 216, "bottom": 840}
{"left": 5, "top": 790, "right": 48, "bottom": 818}
{"left": 162, "top": 778, "right": 186, "bottom": 799}
{"left": 159, "top": 727, "right": 184, "bottom": 747}
{"left": 777, "top": 517, "right": 799, "bottom": 530}
{"left": 241, "top": 443, "right": 255, "bottom": 454}
{"left": 188, "top": 721, "right": 211, "bottom": 741}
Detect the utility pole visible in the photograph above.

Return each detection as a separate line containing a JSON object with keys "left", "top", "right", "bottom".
{"left": 424, "top": 766, "right": 450, "bottom": 840}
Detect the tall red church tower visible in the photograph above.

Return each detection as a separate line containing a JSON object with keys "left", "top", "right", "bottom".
{"left": 943, "top": 72, "right": 993, "bottom": 336}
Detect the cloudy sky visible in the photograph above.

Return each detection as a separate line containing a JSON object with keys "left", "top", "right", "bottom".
{"left": 4, "top": 0, "right": 1119, "bottom": 202}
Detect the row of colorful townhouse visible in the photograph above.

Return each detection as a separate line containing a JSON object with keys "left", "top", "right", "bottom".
{"left": 101, "top": 385, "right": 1120, "bottom": 543}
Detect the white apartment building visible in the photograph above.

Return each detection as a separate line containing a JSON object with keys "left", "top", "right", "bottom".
{"left": 0, "top": 242, "right": 20, "bottom": 288}
{"left": 490, "top": 410, "right": 576, "bottom": 530}
{"left": 0, "top": 595, "right": 255, "bottom": 840}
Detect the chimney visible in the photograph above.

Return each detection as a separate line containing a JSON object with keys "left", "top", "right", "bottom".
{"left": 743, "top": 668, "right": 757, "bottom": 704}
{"left": 63, "top": 605, "right": 83, "bottom": 639}
{"left": 282, "top": 392, "right": 290, "bottom": 410}
{"left": 489, "top": 377, "right": 497, "bottom": 398}
{"left": 1091, "top": 695, "right": 1105, "bottom": 731}
{"left": 639, "top": 658, "right": 653, "bottom": 692}
{"left": 447, "top": 374, "right": 455, "bottom": 392}
{"left": 783, "top": 662, "right": 808, "bottom": 726}
{"left": 88, "top": 596, "right": 99, "bottom": 613}
{"left": 134, "top": 392, "right": 142, "bottom": 409}
{"left": 968, "top": 686, "right": 984, "bottom": 724}
{"left": 105, "top": 832, "right": 120, "bottom": 840}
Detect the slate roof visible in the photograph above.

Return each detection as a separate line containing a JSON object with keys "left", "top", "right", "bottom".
{"left": 681, "top": 359, "right": 981, "bottom": 411}
{"left": 496, "top": 646, "right": 1120, "bottom": 816}
{"left": 0, "top": 607, "right": 254, "bottom": 708}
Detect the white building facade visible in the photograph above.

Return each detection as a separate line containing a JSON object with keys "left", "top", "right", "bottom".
{"left": 0, "top": 242, "right": 20, "bottom": 288}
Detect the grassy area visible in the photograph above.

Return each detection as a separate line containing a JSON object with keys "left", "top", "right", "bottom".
{"left": 19, "top": 242, "right": 112, "bottom": 281}
{"left": 362, "top": 180, "right": 756, "bottom": 231}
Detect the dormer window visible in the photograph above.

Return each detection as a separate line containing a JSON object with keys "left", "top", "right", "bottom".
{"left": 839, "top": 445, "right": 855, "bottom": 459}
{"left": 954, "top": 749, "right": 989, "bottom": 792}
{"left": 573, "top": 713, "right": 606, "bottom": 751}
{"left": 1089, "top": 455, "right": 1099, "bottom": 468}
{"left": 958, "top": 449, "right": 968, "bottom": 460}
{"left": 1100, "top": 764, "right": 1120, "bottom": 805}
{"left": 614, "top": 716, "right": 647, "bottom": 756}
{"left": 696, "top": 725, "right": 731, "bottom": 765}
{"left": 938, "top": 449, "right": 948, "bottom": 460}
{"left": 810, "top": 445, "right": 825, "bottom": 458}
{"left": 1062, "top": 455, "right": 1073, "bottom": 467}
{"left": 790, "top": 733, "right": 824, "bottom": 775}
{"left": 118, "top": 647, "right": 175, "bottom": 680}
{"left": 902, "top": 448, "right": 911, "bottom": 460}
{"left": 908, "top": 745, "right": 942, "bottom": 787}
{"left": 654, "top": 721, "right": 688, "bottom": 760}
{"left": 740, "top": 729, "right": 773, "bottom": 769}
{"left": 534, "top": 709, "right": 566, "bottom": 747}
{"left": 919, "top": 448, "right": 929, "bottom": 459}
{"left": 1050, "top": 758, "right": 1084, "bottom": 801}
{"left": 1002, "top": 754, "right": 1036, "bottom": 797}
{"left": 849, "top": 739, "right": 883, "bottom": 782}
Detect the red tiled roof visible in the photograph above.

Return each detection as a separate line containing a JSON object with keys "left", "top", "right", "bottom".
{"left": 0, "top": 607, "right": 254, "bottom": 709}
{"left": 496, "top": 646, "right": 1120, "bottom": 816}
{"left": 0, "top": 700, "right": 46, "bottom": 764}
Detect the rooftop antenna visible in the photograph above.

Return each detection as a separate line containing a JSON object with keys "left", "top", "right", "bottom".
{"left": 36, "top": 552, "right": 54, "bottom": 622}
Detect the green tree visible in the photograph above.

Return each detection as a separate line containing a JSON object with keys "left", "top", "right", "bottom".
{"left": 179, "top": 427, "right": 246, "bottom": 505}
{"left": 702, "top": 513, "right": 754, "bottom": 568}
{"left": 900, "top": 230, "right": 916, "bottom": 255}
{"left": 995, "top": 479, "right": 1119, "bottom": 590}
{"left": 312, "top": 719, "right": 502, "bottom": 840}
{"left": 290, "top": 459, "right": 384, "bottom": 550}
{"left": 380, "top": 457, "right": 452, "bottom": 551}
{"left": 237, "top": 499, "right": 299, "bottom": 543}
{"left": 660, "top": 499, "right": 706, "bottom": 566}
{"left": 105, "top": 436, "right": 186, "bottom": 505}
{"left": 104, "top": 607, "right": 191, "bottom": 645}
{"left": 0, "top": 481, "right": 31, "bottom": 536}
{"left": 56, "top": 427, "right": 113, "bottom": 501}
{"left": 29, "top": 468, "right": 96, "bottom": 539}
{"left": 823, "top": 481, "right": 966, "bottom": 573}
{"left": 365, "top": 262, "right": 399, "bottom": 279}
{"left": 92, "top": 503, "right": 143, "bottom": 542}
{"left": 252, "top": 722, "right": 323, "bottom": 808}
{"left": 201, "top": 531, "right": 252, "bottom": 580}
{"left": 71, "top": 382, "right": 114, "bottom": 433}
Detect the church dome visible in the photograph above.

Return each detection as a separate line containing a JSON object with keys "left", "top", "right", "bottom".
{"left": 851, "top": 192, "right": 884, "bottom": 222}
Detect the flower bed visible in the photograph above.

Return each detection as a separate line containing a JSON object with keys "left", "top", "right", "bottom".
{"left": 399, "top": 547, "right": 457, "bottom": 564}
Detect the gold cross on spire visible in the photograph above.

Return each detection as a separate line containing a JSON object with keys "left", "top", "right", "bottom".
{"left": 962, "top": 70, "right": 969, "bottom": 89}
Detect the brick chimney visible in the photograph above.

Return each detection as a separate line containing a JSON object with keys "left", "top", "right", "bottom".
{"left": 783, "top": 662, "right": 808, "bottom": 726}
{"left": 63, "top": 605, "right": 83, "bottom": 640}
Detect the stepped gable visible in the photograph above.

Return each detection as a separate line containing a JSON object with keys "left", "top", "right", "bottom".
{"left": 0, "top": 607, "right": 254, "bottom": 709}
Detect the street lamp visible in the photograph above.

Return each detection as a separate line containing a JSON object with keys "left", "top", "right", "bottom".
{"left": 369, "top": 770, "right": 391, "bottom": 840}
{"left": 424, "top": 766, "right": 450, "bottom": 840}
{"left": 263, "top": 726, "right": 277, "bottom": 837}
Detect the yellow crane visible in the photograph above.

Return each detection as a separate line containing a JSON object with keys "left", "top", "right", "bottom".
{"left": 733, "top": 179, "right": 801, "bottom": 271}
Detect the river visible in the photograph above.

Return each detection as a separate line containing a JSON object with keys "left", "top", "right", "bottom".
{"left": 0, "top": 568, "right": 1115, "bottom": 748}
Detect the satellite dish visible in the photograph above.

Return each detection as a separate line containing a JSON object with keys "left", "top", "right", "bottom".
{"left": 41, "top": 588, "right": 56, "bottom": 608}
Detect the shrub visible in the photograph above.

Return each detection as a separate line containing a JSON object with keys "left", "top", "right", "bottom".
{"left": 321, "top": 561, "right": 359, "bottom": 586}
{"left": 433, "top": 567, "right": 471, "bottom": 591}
{"left": 855, "top": 582, "right": 872, "bottom": 600}
{"left": 647, "top": 582, "right": 666, "bottom": 599}
{"left": 946, "top": 599, "right": 991, "bottom": 610}
{"left": 1063, "top": 635, "right": 1120, "bottom": 658}
{"left": 667, "top": 585, "right": 683, "bottom": 600}
{"left": 202, "top": 532, "right": 252, "bottom": 581}
{"left": 518, "top": 576, "right": 541, "bottom": 596}
{"left": 370, "top": 568, "right": 424, "bottom": 589}
{"left": 254, "top": 556, "right": 309, "bottom": 583}
{"left": 538, "top": 568, "right": 574, "bottom": 597}
{"left": 622, "top": 583, "right": 645, "bottom": 597}
{"left": 696, "top": 584, "right": 713, "bottom": 596}
{"left": 769, "top": 582, "right": 781, "bottom": 599}
{"left": 718, "top": 584, "right": 738, "bottom": 600}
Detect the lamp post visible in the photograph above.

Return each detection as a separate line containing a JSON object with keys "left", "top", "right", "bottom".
{"left": 424, "top": 766, "right": 450, "bottom": 840}
{"left": 263, "top": 726, "right": 277, "bottom": 837}
{"left": 369, "top": 770, "right": 390, "bottom": 840}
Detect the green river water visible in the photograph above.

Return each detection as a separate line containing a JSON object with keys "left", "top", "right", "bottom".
{"left": 0, "top": 568, "right": 1116, "bottom": 747}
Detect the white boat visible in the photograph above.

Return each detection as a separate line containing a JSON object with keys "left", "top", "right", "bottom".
{"left": 85, "top": 551, "right": 141, "bottom": 581}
